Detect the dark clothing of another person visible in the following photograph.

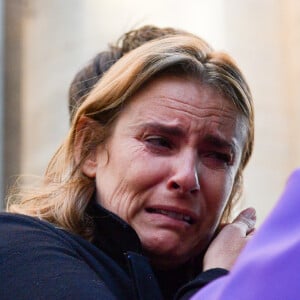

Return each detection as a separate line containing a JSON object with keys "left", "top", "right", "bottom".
{"left": 0, "top": 200, "right": 227, "bottom": 300}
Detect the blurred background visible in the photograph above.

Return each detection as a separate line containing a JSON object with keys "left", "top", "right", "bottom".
{"left": 0, "top": 0, "right": 299, "bottom": 225}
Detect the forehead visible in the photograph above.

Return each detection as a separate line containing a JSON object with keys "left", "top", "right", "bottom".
{"left": 117, "top": 74, "right": 247, "bottom": 147}
{"left": 131, "top": 74, "right": 243, "bottom": 119}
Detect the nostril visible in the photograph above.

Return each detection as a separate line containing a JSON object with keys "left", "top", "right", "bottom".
{"left": 171, "top": 182, "right": 180, "bottom": 189}
{"left": 190, "top": 187, "right": 199, "bottom": 194}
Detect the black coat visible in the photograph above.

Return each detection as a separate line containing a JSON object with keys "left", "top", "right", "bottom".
{"left": 0, "top": 201, "right": 227, "bottom": 300}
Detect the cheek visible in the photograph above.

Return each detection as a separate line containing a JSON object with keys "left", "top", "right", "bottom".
{"left": 202, "top": 170, "right": 236, "bottom": 217}
{"left": 128, "top": 157, "right": 169, "bottom": 189}
{"left": 95, "top": 169, "right": 137, "bottom": 223}
{"left": 95, "top": 148, "right": 169, "bottom": 218}
{"left": 118, "top": 142, "right": 171, "bottom": 188}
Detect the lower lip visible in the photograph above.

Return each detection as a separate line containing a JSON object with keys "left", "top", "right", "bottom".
{"left": 145, "top": 210, "right": 191, "bottom": 229}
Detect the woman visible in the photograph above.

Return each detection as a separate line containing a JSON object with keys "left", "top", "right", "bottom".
{"left": 2, "top": 32, "right": 255, "bottom": 300}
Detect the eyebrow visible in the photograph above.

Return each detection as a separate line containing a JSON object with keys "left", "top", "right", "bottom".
{"left": 138, "top": 122, "right": 185, "bottom": 138}
{"left": 203, "top": 134, "right": 236, "bottom": 153}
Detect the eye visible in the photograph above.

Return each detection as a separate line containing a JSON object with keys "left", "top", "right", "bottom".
{"left": 201, "top": 152, "right": 232, "bottom": 169}
{"left": 145, "top": 136, "right": 172, "bottom": 149}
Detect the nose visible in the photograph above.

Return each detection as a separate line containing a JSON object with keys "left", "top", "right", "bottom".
{"left": 167, "top": 153, "right": 200, "bottom": 195}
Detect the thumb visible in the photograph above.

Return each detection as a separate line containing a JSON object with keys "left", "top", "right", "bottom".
{"left": 232, "top": 207, "right": 256, "bottom": 236}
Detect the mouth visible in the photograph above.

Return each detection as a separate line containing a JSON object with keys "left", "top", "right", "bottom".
{"left": 146, "top": 207, "right": 195, "bottom": 225}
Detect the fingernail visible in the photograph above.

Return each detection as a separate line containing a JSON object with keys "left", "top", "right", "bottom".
{"left": 241, "top": 207, "right": 256, "bottom": 219}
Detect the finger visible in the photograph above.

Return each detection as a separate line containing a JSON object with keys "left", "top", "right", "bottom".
{"left": 232, "top": 207, "right": 256, "bottom": 235}
{"left": 213, "top": 223, "right": 227, "bottom": 236}
{"left": 246, "top": 228, "right": 256, "bottom": 237}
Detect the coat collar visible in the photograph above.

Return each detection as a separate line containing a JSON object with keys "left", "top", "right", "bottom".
{"left": 87, "top": 197, "right": 143, "bottom": 267}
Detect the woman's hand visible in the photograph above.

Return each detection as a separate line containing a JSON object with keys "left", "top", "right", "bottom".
{"left": 203, "top": 207, "right": 256, "bottom": 271}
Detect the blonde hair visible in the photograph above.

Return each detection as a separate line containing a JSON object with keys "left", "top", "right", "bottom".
{"left": 7, "top": 34, "right": 254, "bottom": 239}
{"left": 68, "top": 25, "right": 186, "bottom": 121}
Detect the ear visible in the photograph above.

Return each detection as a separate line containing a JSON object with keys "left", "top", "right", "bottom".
{"left": 81, "top": 151, "right": 98, "bottom": 178}
{"left": 74, "top": 116, "right": 100, "bottom": 178}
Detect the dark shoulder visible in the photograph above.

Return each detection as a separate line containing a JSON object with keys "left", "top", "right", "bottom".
{"left": 0, "top": 212, "right": 100, "bottom": 257}
{"left": 0, "top": 213, "right": 117, "bottom": 300}
{"left": 0, "top": 211, "right": 58, "bottom": 229}
{"left": 0, "top": 212, "right": 68, "bottom": 244}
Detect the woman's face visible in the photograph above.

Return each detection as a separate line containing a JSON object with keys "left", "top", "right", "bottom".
{"left": 84, "top": 74, "right": 247, "bottom": 269}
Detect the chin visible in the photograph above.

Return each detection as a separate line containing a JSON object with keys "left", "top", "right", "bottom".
{"left": 141, "top": 238, "right": 195, "bottom": 270}
{"left": 136, "top": 227, "right": 207, "bottom": 269}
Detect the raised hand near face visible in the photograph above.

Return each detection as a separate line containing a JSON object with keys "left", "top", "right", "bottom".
{"left": 203, "top": 207, "right": 256, "bottom": 271}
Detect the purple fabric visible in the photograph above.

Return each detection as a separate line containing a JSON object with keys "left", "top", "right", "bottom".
{"left": 192, "top": 169, "right": 300, "bottom": 300}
